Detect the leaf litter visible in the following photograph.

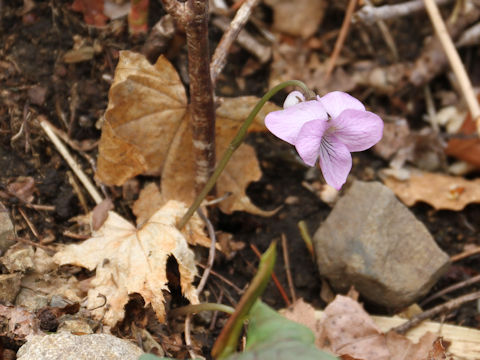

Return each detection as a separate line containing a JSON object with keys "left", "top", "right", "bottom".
{"left": 54, "top": 200, "right": 209, "bottom": 326}
{"left": 96, "top": 51, "right": 279, "bottom": 216}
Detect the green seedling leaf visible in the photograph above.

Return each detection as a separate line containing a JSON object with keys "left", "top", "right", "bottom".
{"left": 225, "top": 301, "right": 338, "bottom": 360}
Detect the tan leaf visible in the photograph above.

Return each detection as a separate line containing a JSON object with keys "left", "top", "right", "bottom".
{"left": 96, "top": 50, "right": 280, "bottom": 215}
{"left": 317, "top": 296, "right": 440, "bottom": 360}
{"left": 53, "top": 201, "right": 208, "bottom": 326}
{"left": 97, "top": 51, "right": 187, "bottom": 185}
{"left": 132, "top": 182, "right": 164, "bottom": 226}
{"left": 161, "top": 97, "right": 279, "bottom": 216}
{"left": 382, "top": 171, "right": 480, "bottom": 211}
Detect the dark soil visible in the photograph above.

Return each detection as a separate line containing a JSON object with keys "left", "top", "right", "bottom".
{"left": 1, "top": 0, "right": 480, "bottom": 357}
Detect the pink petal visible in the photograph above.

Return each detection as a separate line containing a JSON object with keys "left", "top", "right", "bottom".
{"left": 283, "top": 91, "right": 305, "bottom": 108}
{"left": 318, "top": 134, "right": 352, "bottom": 190}
{"left": 265, "top": 100, "right": 328, "bottom": 145}
{"left": 318, "top": 91, "right": 365, "bottom": 118}
{"left": 294, "top": 120, "right": 329, "bottom": 166}
{"left": 330, "top": 109, "right": 384, "bottom": 152}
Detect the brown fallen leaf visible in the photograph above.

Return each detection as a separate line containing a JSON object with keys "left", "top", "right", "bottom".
{"left": 54, "top": 201, "right": 209, "bottom": 326}
{"left": 264, "top": 0, "right": 327, "bottom": 39}
{"left": 445, "top": 110, "right": 480, "bottom": 168}
{"left": 97, "top": 51, "right": 279, "bottom": 215}
{"left": 382, "top": 171, "right": 480, "bottom": 211}
{"left": 317, "top": 296, "right": 439, "bottom": 360}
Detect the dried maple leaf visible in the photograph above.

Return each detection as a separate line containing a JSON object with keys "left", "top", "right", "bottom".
{"left": 383, "top": 171, "right": 480, "bottom": 211}
{"left": 54, "top": 201, "right": 208, "bottom": 326}
{"left": 96, "top": 51, "right": 279, "bottom": 215}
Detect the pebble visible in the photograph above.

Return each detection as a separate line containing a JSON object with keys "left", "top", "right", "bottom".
{"left": 313, "top": 180, "right": 450, "bottom": 308}
{"left": 17, "top": 333, "right": 144, "bottom": 360}
{"left": 0, "top": 202, "right": 16, "bottom": 255}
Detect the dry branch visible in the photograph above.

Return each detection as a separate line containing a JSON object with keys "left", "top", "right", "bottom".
{"left": 161, "top": 0, "right": 216, "bottom": 194}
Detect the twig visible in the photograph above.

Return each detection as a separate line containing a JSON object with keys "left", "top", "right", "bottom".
{"left": 250, "top": 243, "right": 290, "bottom": 306}
{"left": 39, "top": 118, "right": 103, "bottom": 205}
{"left": 423, "top": 0, "right": 480, "bottom": 134}
{"left": 212, "top": 16, "right": 271, "bottom": 64}
{"left": 15, "top": 236, "right": 54, "bottom": 254}
{"left": 18, "top": 207, "right": 39, "bottom": 239}
{"left": 210, "top": 0, "right": 261, "bottom": 85}
{"left": 421, "top": 274, "right": 480, "bottom": 306}
{"left": 281, "top": 234, "right": 296, "bottom": 303}
{"left": 324, "top": 0, "right": 357, "bottom": 82}
{"left": 66, "top": 171, "right": 89, "bottom": 214}
{"left": 197, "top": 263, "right": 244, "bottom": 294}
{"left": 196, "top": 208, "right": 217, "bottom": 296}
{"left": 362, "top": 0, "right": 399, "bottom": 61}
{"left": 161, "top": 0, "right": 216, "bottom": 194}
{"left": 184, "top": 315, "right": 201, "bottom": 360}
{"left": 393, "top": 290, "right": 480, "bottom": 334}
{"left": 354, "top": 0, "right": 453, "bottom": 25}
{"left": 450, "top": 246, "right": 480, "bottom": 262}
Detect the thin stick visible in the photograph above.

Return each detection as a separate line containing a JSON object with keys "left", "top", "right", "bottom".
{"left": 197, "top": 263, "right": 244, "bottom": 294}
{"left": 354, "top": 0, "right": 453, "bottom": 25}
{"left": 184, "top": 315, "right": 201, "bottom": 360}
{"left": 362, "top": 0, "right": 398, "bottom": 61}
{"left": 250, "top": 243, "right": 290, "bottom": 306}
{"left": 210, "top": 0, "right": 261, "bottom": 85}
{"left": 18, "top": 207, "right": 39, "bottom": 239}
{"left": 160, "top": 0, "right": 216, "bottom": 194}
{"left": 40, "top": 119, "right": 103, "bottom": 205}
{"left": 324, "top": 0, "right": 357, "bottom": 82}
{"left": 281, "top": 234, "right": 296, "bottom": 303}
{"left": 196, "top": 208, "right": 217, "bottom": 296}
{"left": 393, "top": 290, "right": 480, "bottom": 334}
{"left": 451, "top": 246, "right": 480, "bottom": 262}
{"left": 423, "top": 0, "right": 480, "bottom": 134}
{"left": 421, "top": 274, "right": 480, "bottom": 306}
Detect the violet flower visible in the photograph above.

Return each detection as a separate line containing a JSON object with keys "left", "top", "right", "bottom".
{"left": 265, "top": 91, "right": 383, "bottom": 190}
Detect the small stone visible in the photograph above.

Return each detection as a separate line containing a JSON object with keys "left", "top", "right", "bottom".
{"left": 313, "top": 181, "right": 450, "bottom": 308}
{"left": 1, "top": 244, "right": 34, "bottom": 272}
{"left": 0, "top": 202, "right": 16, "bottom": 255}
{"left": 0, "top": 273, "right": 22, "bottom": 303}
{"left": 57, "top": 316, "right": 94, "bottom": 334}
{"left": 17, "top": 333, "right": 144, "bottom": 360}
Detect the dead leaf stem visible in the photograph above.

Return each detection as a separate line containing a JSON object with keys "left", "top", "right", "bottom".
{"left": 210, "top": 0, "right": 261, "bottom": 85}
{"left": 423, "top": 0, "right": 480, "bottom": 134}
{"left": 161, "top": 0, "right": 216, "bottom": 194}
{"left": 177, "top": 80, "right": 312, "bottom": 230}
{"left": 393, "top": 290, "right": 480, "bottom": 334}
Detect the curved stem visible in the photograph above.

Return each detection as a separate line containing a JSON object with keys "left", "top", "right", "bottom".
{"left": 177, "top": 80, "right": 312, "bottom": 229}
{"left": 169, "top": 303, "right": 235, "bottom": 318}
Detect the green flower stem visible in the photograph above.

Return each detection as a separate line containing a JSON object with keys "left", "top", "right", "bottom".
{"left": 169, "top": 303, "right": 235, "bottom": 318}
{"left": 177, "top": 80, "right": 312, "bottom": 230}
{"left": 211, "top": 241, "right": 277, "bottom": 359}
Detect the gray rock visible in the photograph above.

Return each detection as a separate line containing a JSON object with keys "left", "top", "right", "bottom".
{"left": 0, "top": 202, "right": 16, "bottom": 254}
{"left": 0, "top": 273, "right": 22, "bottom": 303}
{"left": 17, "top": 333, "right": 144, "bottom": 360}
{"left": 313, "top": 180, "right": 450, "bottom": 308}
